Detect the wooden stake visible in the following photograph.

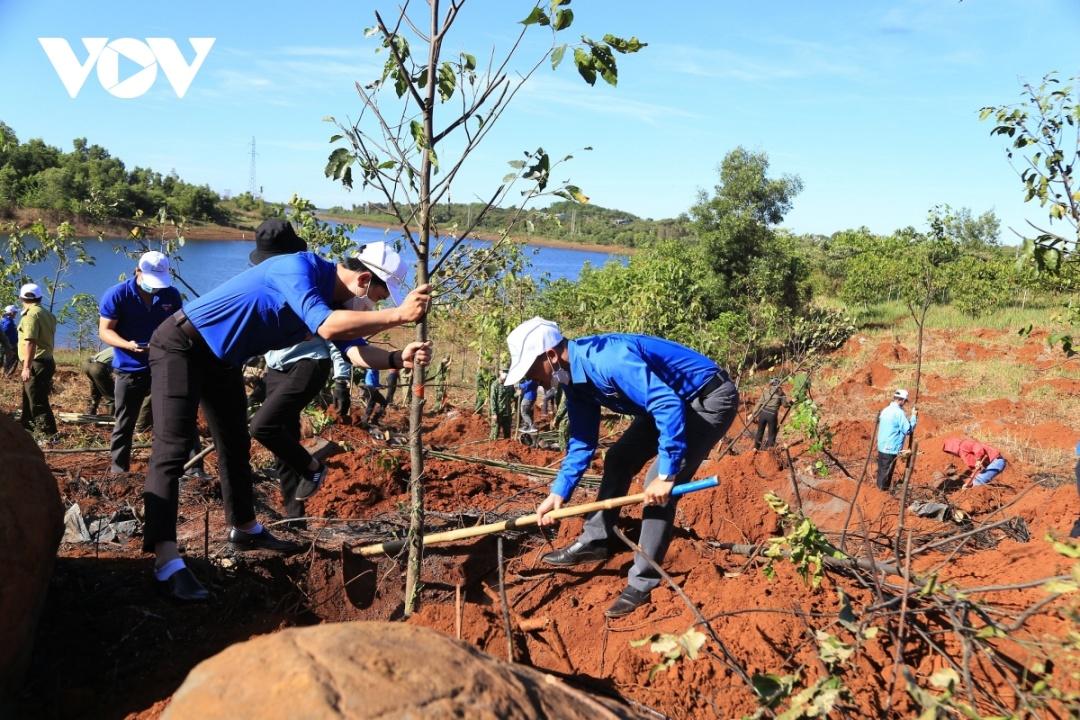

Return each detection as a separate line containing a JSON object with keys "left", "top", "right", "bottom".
{"left": 455, "top": 582, "right": 463, "bottom": 641}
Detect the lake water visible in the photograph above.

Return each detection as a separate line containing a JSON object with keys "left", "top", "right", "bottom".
{"left": 11, "top": 224, "right": 626, "bottom": 346}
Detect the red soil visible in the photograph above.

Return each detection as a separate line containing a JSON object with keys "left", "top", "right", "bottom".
{"left": 8, "top": 323, "right": 1080, "bottom": 719}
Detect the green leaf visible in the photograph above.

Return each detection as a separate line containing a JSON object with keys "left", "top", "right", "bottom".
{"left": 329, "top": 134, "right": 344, "bottom": 143}
{"left": 508, "top": 159, "right": 526, "bottom": 169}
{"left": 410, "top": 120, "right": 426, "bottom": 150}
{"left": 460, "top": 52, "right": 476, "bottom": 71}
{"left": 551, "top": 44, "right": 567, "bottom": 70}
{"left": 553, "top": 8, "right": 573, "bottom": 30}
{"left": 603, "top": 34, "right": 647, "bottom": 53}
{"left": 564, "top": 184, "right": 589, "bottom": 203}
{"left": 929, "top": 667, "right": 959, "bottom": 689}
{"left": 437, "top": 62, "right": 456, "bottom": 102}
{"left": 573, "top": 48, "right": 596, "bottom": 85}
{"left": 520, "top": 7, "right": 550, "bottom": 26}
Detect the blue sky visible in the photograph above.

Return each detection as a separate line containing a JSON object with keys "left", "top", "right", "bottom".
{"left": 0, "top": 0, "right": 1077, "bottom": 239}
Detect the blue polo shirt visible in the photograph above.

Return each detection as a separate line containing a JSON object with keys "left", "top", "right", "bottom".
{"left": 100, "top": 278, "right": 182, "bottom": 372}
{"left": 0, "top": 315, "right": 16, "bottom": 347}
{"left": 553, "top": 334, "right": 721, "bottom": 499}
{"left": 183, "top": 252, "right": 343, "bottom": 366}
{"left": 520, "top": 379, "right": 538, "bottom": 401}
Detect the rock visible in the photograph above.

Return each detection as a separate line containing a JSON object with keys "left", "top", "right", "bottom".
{"left": 0, "top": 414, "right": 63, "bottom": 711}
{"left": 165, "top": 622, "right": 648, "bottom": 720}
{"left": 63, "top": 503, "right": 91, "bottom": 543}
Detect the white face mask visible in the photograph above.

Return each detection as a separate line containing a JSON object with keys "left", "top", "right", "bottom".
{"left": 548, "top": 356, "right": 570, "bottom": 388}
{"left": 346, "top": 295, "right": 376, "bottom": 311}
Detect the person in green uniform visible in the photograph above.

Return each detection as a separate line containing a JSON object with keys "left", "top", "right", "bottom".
{"left": 16, "top": 283, "right": 58, "bottom": 436}
{"left": 488, "top": 369, "right": 514, "bottom": 440}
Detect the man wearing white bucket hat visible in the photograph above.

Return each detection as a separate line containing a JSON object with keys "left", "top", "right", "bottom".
{"left": 98, "top": 251, "right": 182, "bottom": 474}
{"left": 16, "top": 282, "right": 58, "bottom": 435}
{"left": 504, "top": 317, "right": 739, "bottom": 618}
{"left": 143, "top": 229, "right": 431, "bottom": 602}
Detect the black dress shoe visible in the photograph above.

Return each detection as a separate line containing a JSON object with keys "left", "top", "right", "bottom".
{"left": 228, "top": 526, "right": 303, "bottom": 555}
{"left": 604, "top": 586, "right": 650, "bottom": 618}
{"left": 156, "top": 567, "right": 209, "bottom": 602}
{"left": 541, "top": 541, "right": 609, "bottom": 567}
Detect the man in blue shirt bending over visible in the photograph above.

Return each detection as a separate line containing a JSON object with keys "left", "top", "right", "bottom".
{"left": 876, "top": 388, "right": 917, "bottom": 491}
{"left": 99, "top": 251, "right": 182, "bottom": 474}
{"left": 144, "top": 229, "right": 431, "bottom": 602}
{"left": 504, "top": 317, "right": 739, "bottom": 618}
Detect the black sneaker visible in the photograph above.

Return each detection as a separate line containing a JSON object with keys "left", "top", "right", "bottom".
{"left": 228, "top": 526, "right": 302, "bottom": 554}
{"left": 156, "top": 567, "right": 210, "bottom": 602}
{"left": 294, "top": 462, "right": 328, "bottom": 501}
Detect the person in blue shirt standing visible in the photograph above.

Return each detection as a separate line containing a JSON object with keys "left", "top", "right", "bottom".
{"left": 876, "top": 388, "right": 918, "bottom": 491}
{"left": 0, "top": 304, "right": 18, "bottom": 374}
{"left": 518, "top": 378, "right": 538, "bottom": 433}
{"left": 246, "top": 221, "right": 358, "bottom": 525}
{"left": 99, "top": 252, "right": 182, "bottom": 474}
{"left": 144, "top": 223, "right": 432, "bottom": 602}
{"left": 503, "top": 317, "right": 739, "bottom": 618}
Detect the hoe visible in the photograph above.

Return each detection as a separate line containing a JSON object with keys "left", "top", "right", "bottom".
{"left": 344, "top": 476, "right": 719, "bottom": 608}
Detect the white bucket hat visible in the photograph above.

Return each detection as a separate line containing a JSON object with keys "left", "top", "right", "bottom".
{"left": 3, "top": 305, "right": 16, "bottom": 314}
{"left": 355, "top": 241, "right": 407, "bottom": 305}
{"left": 504, "top": 317, "right": 563, "bottom": 386}
{"left": 137, "top": 251, "right": 172, "bottom": 289}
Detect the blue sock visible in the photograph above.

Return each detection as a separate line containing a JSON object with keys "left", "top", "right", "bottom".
{"left": 154, "top": 557, "right": 186, "bottom": 581}
{"left": 239, "top": 522, "right": 264, "bottom": 535}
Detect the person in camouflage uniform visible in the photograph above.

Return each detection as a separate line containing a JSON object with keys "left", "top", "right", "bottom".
{"left": 488, "top": 370, "right": 515, "bottom": 440}
{"left": 433, "top": 355, "right": 452, "bottom": 411}
{"left": 474, "top": 366, "right": 493, "bottom": 414}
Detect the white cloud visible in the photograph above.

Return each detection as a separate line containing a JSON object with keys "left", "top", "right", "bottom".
{"left": 517, "top": 74, "right": 703, "bottom": 125}
{"left": 652, "top": 40, "right": 864, "bottom": 83}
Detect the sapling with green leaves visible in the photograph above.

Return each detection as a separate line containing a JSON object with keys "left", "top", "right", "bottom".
{"left": 323, "top": 0, "right": 645, "bottom": 614}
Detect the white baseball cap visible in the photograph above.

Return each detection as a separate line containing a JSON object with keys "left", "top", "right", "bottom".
{"left": 19, "top": 283, "right": 42, "bottom": 300}
{"left": 355, "top": 241, "right": 407, "bottom": 305}
{"left": 504, "top": 317, "right": 563, "bottom": 386}
{"left": 893, "top": 388, "right": 909, "bottom": 401}
{"left": 137, "top": 251, "right": 172, "bottom": 289}
{"left": 3, "top": 305, "right": 16, "bottom": 314}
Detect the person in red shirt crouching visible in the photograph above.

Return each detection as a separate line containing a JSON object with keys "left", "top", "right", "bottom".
{"left": 942, "top": 437, "right": 1007, "bottom": 488}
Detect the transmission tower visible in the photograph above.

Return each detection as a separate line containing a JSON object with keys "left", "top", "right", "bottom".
{"left": 248, "top": 137, "right": 258, "bottom": 198}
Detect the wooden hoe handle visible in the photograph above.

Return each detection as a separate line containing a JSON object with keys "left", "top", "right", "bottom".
{"left": 357, "top": 476, "right": 718, "bottom": 557}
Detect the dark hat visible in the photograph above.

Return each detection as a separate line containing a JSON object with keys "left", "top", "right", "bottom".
{"left": 249, "top": 219, "right": 307, "bottom": 265}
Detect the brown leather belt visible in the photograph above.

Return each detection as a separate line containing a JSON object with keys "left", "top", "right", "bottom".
{"left": 173, "top": 309, "right": 201, "bottom": 342}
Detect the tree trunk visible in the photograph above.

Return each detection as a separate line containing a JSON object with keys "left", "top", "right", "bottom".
{"left": 403, "top": 0, "right": 441, "bottom": 617}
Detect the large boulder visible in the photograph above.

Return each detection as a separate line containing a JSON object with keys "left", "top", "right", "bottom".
{"left": 165, "top": 622, "right": 647, "bottom": 719}
{"left": 0, "top": 414, "right": 63, "bottom": 711}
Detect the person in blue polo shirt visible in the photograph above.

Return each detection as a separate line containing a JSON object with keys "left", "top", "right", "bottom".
{"left": 144, "top": 219, "right": 432, "bottom": 602}
{"left": 99, "top": 251, "right": 182, "bottom": 474}
{"left": 503, "top": 317, "right": 739, "bottom": 618}
{"left": 361, "top": 368, "right": 388, "bottom": 426}
{"left": 0, "top": 304, "right": 18, "bottom": 374}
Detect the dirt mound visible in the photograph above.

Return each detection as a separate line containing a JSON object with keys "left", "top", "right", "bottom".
{"left": 0, "top": 415, "right": 63, "bottom": 712}
{"left": 164, "top": 621, "right": 649, "bottom": 719}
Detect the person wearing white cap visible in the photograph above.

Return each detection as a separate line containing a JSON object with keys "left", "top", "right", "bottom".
{"left": 876, "top": 388, "right": 918, "bottom": 491}
{"left": 16, "top": 282, "right": 58, "bottom": 435}
{"left": 0, "top": 304, "right": 18, "bottom": 375}
{"left": 99, "top": 251, "right": 183, "bottom": 474}
{"left": 141, "top": 232, "right": 431, "bottom": 602}
{"left": 503, "top": 317, "right": 739, "bottom": 618}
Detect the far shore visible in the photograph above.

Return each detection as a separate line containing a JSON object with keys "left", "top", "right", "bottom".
{"left": 10, "top": 209, "right": 635, "bottom": 256}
